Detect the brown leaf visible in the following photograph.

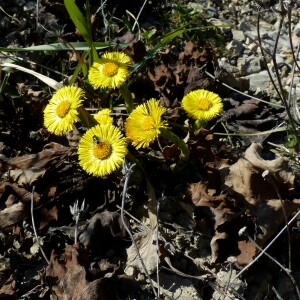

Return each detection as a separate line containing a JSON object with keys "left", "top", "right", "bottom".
{"left": 0, "top": 182, "right": 40, "bottom": 204}
{"left": 163, "top": 144, "right": 181, "bottom": 161}
{"left": 236, "top": 240, "right": 257, "bottom": 266}
{"left": 0, "top": 275, "right": 16, "bottom": 297}
{"left": 39, "top": 205, "right": 58, "bottom": 229}
{"left": 46, "top": 244, "right": 140, "bottom": 300}
{"left": 226, "top": 99, "right": 260, "bottom": 118}
{"left": 186, "top": 181, "right": 226, "bottom": 207}
{"left": 252, "top": 199, "right": 300, "bottom": 248}
{"left": 79, "top": 211, "right": 126, "bottom": 251}
{"left": 9, "top": 168, "right": 46, "bottom": 187}
{"left": 0, "top": 202, "right": 29, "bottom": 229}
{"left": 0, "top": 182, "right": 41, "bottom": 228}
{"left": 0, "top": 143, "right": 70, "bottom": 188}
{"left": 0, "top": 142, "right": 70, "bottom": 171}
{"left": 223, "top": 142, "right": 294, "bottom": 205}
{"left": 126, "top": 230, "right": 157, "bottom": 275}
{"left": 46, "top": 245, "right": 89, "bottom": 300}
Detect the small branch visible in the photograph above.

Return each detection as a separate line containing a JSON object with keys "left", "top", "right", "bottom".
{"left": 120, "top": 162, "right": 158, "bottom": 298}
{"left": 31, "top": 186, "right": 49, "bottom": 264}
{"left": 230, "top": 210, "right": 300, "bottom": 283}
{"left": 262, "top": 171, "right": 291, "bottom": 269}
{"left": 204, "top": 70, "right": 283, "bottom": 108}
{"left": 245, "top": 232, "right": 300, "bottom": 300}
{"left": 257, "top": 9, "right": 300, "bottom": 144}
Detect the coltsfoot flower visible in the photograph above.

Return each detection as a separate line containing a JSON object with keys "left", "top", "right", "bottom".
{"left": 182, "top": 89, "right": 223, "bottom": 121}
{"left": 88, "top": 52, "right": 131, "bottom": 89}
{"left": 44, "top": 86, "right": 84, "bottom": 135}
{"left": 94, "top": 108, "right": 113, "bottom": 125}
{"left": 125, "top": 99, "right": 168, "bottom": 149}
{"left": 78, "top": 124, "right": 127, "bottom": 177}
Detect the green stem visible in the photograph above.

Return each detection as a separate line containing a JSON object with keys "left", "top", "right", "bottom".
{"left": 194, "top": 119, "right": 207, "bottom": 130}
{"left": 78, "top": 106, "right": 98, "bottom": 129}
{"left": 160, "top": 128, "right": 190, "bottom": 171}
{"left": 120, "top": 83, "right": 134, "bottom": 114}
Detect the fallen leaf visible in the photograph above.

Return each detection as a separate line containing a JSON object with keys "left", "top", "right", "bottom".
{"left": 0, "top": 275, "right": 16, "bottom": 297}
{"left": 223, "top": 142, "right": 294, "bottom": 205}
{"left": 126, "top": 230, "right": 158, "bottom": 275}
{"left": 46, "top": 244, "right": 140, "bottom": 300}
{"left": 0, "top": 143, "right": 70, "bottom": 187}
{"left": 0, "top": 202, "right": 29, "bottom": 229}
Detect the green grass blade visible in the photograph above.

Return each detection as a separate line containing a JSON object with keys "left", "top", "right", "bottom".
{"left": 131, "top": 28, "right": 185, "bottom": 73}
{"left": 69, "top": 50, "right": 90, "bottom": 85}
{"left": 64, "top": 0, "right": 92, "bottom": 44}
{"left": 0, "top": 42, "right": 122, "bottom": 52}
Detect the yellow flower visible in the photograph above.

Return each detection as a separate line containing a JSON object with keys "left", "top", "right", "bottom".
{"left": 125, "top": 99, "right": 168, "bottom": 149}
{"left": 78, "top": 124, "right": 127, "bottom": 177}
{"left": 44, "top": 86, "right": 84, "bottom": 135}
{"left": 182, "top": 89, "right": 223, "bottom": 121}
{"left": 88, "top": 52, "right": 131, "bottom": 89}
{"left": 94, "top": 108, "right": 113, "bottom": 125}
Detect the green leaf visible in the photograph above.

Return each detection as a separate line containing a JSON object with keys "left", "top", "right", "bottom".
{"left": 0, "top": 42, "right": 122, "bottom": 52}
{"left": 131, "top": 28, "right": 185, "bottom": 73}
{"left": 64, "top": 0, "right": 92, "bottom": 44}
{"left": 69, "top": 50, "right": 90, "bottom": 84}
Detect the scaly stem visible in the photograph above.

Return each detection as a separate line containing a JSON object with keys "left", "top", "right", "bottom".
{"left": 78, "top": 106, "right": 98, "bottom": 128}
{"left": 120, "top": 83, "right": 134, "bottom": 114}
{"left": 160, "top": 128, "right": 190, "bottom": 171}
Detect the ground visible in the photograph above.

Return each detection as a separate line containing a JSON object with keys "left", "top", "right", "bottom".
{"left": 0, "top": 0, "right": 300, "bottom": 299}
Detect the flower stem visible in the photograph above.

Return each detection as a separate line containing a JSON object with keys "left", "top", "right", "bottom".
{"left": 120, "top": 83, "right": 134, "bottom": 114}
{"left": 78, "top": 106, "right": 98, "bottom": 129}
{"left": 194, "top": 119, "right": 207, "bottom": 130}
{"left": 160, "top": 128, "right": 190, "bottom": 171}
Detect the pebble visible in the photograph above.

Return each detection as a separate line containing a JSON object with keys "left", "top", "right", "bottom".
{"left": 226, "top": 40, "right": 244, "bottom": 58}
{"left": 242, "top": 70, "right": 274, "bottom": 91}
{"left": 218, "top": 0, "right": 300, "bottom": 97}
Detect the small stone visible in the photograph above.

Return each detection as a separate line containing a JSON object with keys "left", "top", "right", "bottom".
{"left": 238, "top": 21, "right": 254, "bottom": 31}
{"left": 243, "top": 70, "right": 273, "bottom": 91}
{"left": 237, "top": 57, "right": 261, "bottom": 75}
{"left": 226, "top": 40, "right": 244, "bottom": 58}
{"left": 232, "top": 29, "right": 245, "bottom": 42}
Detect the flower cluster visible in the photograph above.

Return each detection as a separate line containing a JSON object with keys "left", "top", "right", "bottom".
{"left": 43, "top": 51, "right": 223, "bottom": 177}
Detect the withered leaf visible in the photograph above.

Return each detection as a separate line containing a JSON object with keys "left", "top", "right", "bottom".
{"left": 126, "top": 230, "right": 158, "bottom": 275}
{"left": 223, "top": 142, "right": 294, "bottom": 205}
{"left": 0, "top": 202, "right": 29, "bottom": 229}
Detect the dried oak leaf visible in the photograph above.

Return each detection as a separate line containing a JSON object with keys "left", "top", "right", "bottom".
{"left": 0, "top": 142, "right": 70, "bottom": 187}
{"left": 226, "top": 99, "right": 260, "bottom": 118}
{"left": 251, "top": 199, "right": 300, "bottom": 248}
{"left": 79, "top": 211, "right": 126, "bottom": 254}
{"left": 222, "top": 142, "right": 294, "bottom": 205}
{"left": 39, "top": 205, "right": 58, "bottom": 229}
{"left": 46, "top": 244, "right": 139, "bottom": 300}
{"left": 46, "top": 244, "right": 91, "bottom": 300}
{"left": 0, "top": 275, "right": 16, "bottom": 297}
{"left": 126, "top": 230, "right": 158, "bottom": 275}
{"left": 0, "top": 182, "right": 40, "bottom": 229}
{"left": 186, "top": 181, "right": 226, "bottom": 208}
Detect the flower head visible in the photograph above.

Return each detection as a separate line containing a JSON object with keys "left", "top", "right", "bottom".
{"left": 94, "top": 108, "right": 113, "bottom": 125}
{"left": 78, "top": 124, "right": 127, "bottom": 177}
{"left": 88, "top": 52, "right": 131, "bottom": 89}
{"left": 182, "top": 89, "right": 223, "bottom": 121}
{"left": 125, "top": 99, "right": 168, "bottom": 149}
{"left": 44, "top": 86, "right": 84, "bottom": 135}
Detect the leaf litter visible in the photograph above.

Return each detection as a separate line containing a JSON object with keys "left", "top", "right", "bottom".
{"left": 1, "top": 1, "right": 300, "bottom": 299}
